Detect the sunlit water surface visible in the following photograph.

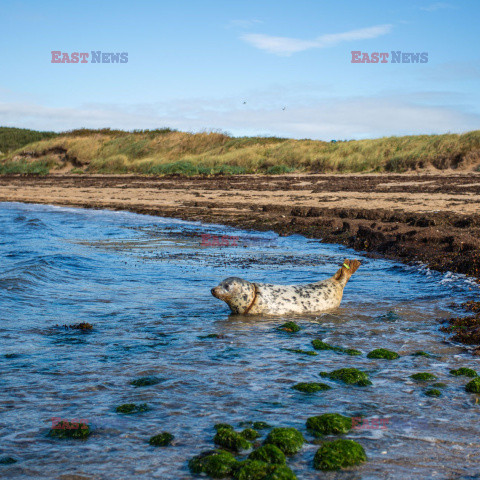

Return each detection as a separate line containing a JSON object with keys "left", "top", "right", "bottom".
{"left": 1, "top": 202, "right": 479, "bottom": 479}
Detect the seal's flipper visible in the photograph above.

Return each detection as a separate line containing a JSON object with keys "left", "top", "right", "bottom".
{"left": 333, "top": 259, "right": 361, "bottom": 284}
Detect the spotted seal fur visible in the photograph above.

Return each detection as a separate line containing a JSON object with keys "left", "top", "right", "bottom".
{"left": 211, "top": 259, "right": 361, "bottom": 315}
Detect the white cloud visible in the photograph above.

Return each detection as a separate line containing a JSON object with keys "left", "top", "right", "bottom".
{"left": 420, "top": 3, "right": 454, "bottom": 12}
{"left": 241, "top": 24, "right": 393, "bottom": 56}
{"left": 226, "top": 19, "right": 263, "bottom": 29}
{"left": 0, "top": 93, "right": 478, "bottom": 140}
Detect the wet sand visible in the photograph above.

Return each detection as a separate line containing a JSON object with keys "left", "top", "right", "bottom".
{"left": 1, "top": 173, "right": 479, "bottom": 280}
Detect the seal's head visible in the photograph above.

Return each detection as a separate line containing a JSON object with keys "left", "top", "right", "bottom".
{"left": 211, "top": 277, "right": 256, "bottom": 314}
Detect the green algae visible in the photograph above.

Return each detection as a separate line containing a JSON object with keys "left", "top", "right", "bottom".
{"left": 450, "top": 367, "right": 478, "bottom": 378}
{"left": 284, "top": 348, "right": 318, "bottom": 356}
{"left": 465, "top": 378, "right": 480, "bottom": 393}
{"left": 432, "top": 382, "right": 447, "bottom": 388}
{"left": 253, "top": 422, "right": 272, "bottom": 430}
{"left": 115, "top": 403, "right": 149, "bottom": 414}
{"left": 0, "top": 457, "right": 17, "bottom": 465}
{"left": 241, "top": 428, "right": 260, "bottom": 440}
{"left": 215, "top": 423, "right": 234, "bottom": 431}
{"left": 56, "top": 322, "right": 93, "bottom": 330}
{"left": 306, "top": 413, "right": 352, "bottom": 437}
{"left": 264, "top": 465, "right": 297, "bottom": 480}
{"left": 410, "top": 372, "right": 437, "bottom": 381}
{"left": 311, "top": 340, "right": 336, "bottom": 351}
{"left": 198, "top": 333, "right": 222, "bottom": 339}
{"left": 248, "top": 445, "right": 286, "bottom": 465}
{"left": 367, "top": 348, "right": 399, "bottom": 360}
{"left": 130, "top": 376, "right": 162, "bottom": 387}
{"left": 48, "top": 421, "right": 90, "bottom": 439}
{"left": 311, "top": 340, "right": 361, "bottom": 356}
{"left": 149, "top": 432, "right": 174, "bottom": 446}
{"left": 319, "top": 368, "right": 372, "bottom": 386}
{"left": 313, "top": 439, "right": 367, "bottom": 471}
{"left": 189, "top": 449, "right": 239, "bottom": 478}
{"left": 291, "top": 382, "right": 332, "bottom": 393}
{"left": 342, "top": 348, "right": 362, "bottom": 356}
{"left": 234, "top": 460, "right": 296, "bottom": 480}
{"left": 264, "top": 427, "right": 304, "bottom": 455}
{"left": 412, "top": 351, "right": 433, "bottom": 357}
{"left": 278, "top": 322, "right": 300, "bottom": 333}
{"left": 214, "top": 428, "right": 252, "bottom": 452}
{"left": 425, "top": 388, "right": 441, "bottom": 397}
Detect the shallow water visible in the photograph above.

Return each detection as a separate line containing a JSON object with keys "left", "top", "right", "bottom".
{"left": 1, "top": 202, "right": 480, "bottom": 480}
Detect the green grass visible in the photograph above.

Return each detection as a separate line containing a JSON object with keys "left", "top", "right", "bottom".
{"left": 1, "top": 127, "right": 480, "bottom": 175}
{"left": 0, "top": 127, "right": 58, "bottom": 155}
{"left": 0, "top": 159, "right": 55, "bottom": 175}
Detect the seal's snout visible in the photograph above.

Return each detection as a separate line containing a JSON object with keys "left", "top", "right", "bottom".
{"left": 211, "top": 286, "right": 224, "bottom": 299}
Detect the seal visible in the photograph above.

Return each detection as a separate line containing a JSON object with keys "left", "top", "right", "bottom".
{"left": 211, "top": 259, "right": 361, "bottom": 315}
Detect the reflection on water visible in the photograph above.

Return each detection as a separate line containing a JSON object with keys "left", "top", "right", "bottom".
{"left": 1, "top": 202, "right": 479, "bottom": 479}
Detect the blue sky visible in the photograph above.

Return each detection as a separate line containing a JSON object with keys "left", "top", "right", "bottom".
{"left": 0, "top": 0, "right": 479, "bottom": 139}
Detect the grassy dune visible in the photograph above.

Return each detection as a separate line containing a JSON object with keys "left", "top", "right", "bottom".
{"left": 1, "top": 127, "right": 480, "bottom": 175}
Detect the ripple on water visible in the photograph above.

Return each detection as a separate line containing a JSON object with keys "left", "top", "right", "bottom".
{"left": 0, "top": 202, "right": 479, "bottom": 479}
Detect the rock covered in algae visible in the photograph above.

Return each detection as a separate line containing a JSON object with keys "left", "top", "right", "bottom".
{"left": 367, "top": 348, "right": 399, "bottom": 360}
{"left": 410, "top": 372, "right": 437, "bottom": 381}
{"left": 313, "top": 439, "right": 366, "bottom": 471}
{"left": 284, "top": 348, "right": 318, "bottom": 356}
{"left": 130, "top": 376, "right": 162, "bottom": 387}
{"left": 432, "top": 382, "right": 447, "bottom": 388}
{"left": 48, "top": 421, "right": 90, "bottom": 439}
{"left": 264, "top": 427, "right": 304, "bottom": 455}
{"left": 311, "top": 340, "right": 361, "bottom": 356}
{"left": 311, "top": 340, "right": 336, "bottom": 351}
{"left": 198, "top": 333, "right": 223, "bottom": 339}
{"left": 319, "top": 368, "right": 372, "bottom": 386}
{"left": 278, "top": 322, "right": 300, "bottom": 333}
{"left": 412, "top": 351, "right": 433, "bottom": 357}
{"left": 248, "top": 444, "right": 286, "bottom": 465}
{"left": 234, "top": 460, "right": 296, "bottom": 480}
{"left": 241, "top": 428, "right": 260, "bottom": 440}
{"left": 115, "top": 403, "right": 149, "bottom": 414}
{"left": 292, "top": 382, "right": 331, "bottom": 393}
{"left": 215, "top": 423, "right": 234, "bottom": 431}
{"left": 450, "top": 367, "right": 478, "bottom": 378}
{"left": 341, "top": 348, "right": 362, "bottom": 356}
{"left": 306, "top": 413, "right": 352, "bottom": 437}
{"left": 188, "top": 449, "right": 239, "bottom": 478}
{"left": 424, "top": 388, "right": 441, "bottom": 397}
{"left": 149, "top": 432, "right": 174, "bottom": 446}
{"left": 57, "top": 322, "right": 93, "bottom": 330}
{"left": 253, "top": 421, "right": 272, "bottom": 430}
{"left": 214, "top": 428, "right": 252, "bottom": 452}
{"left": 465, "top": 378, "right": 480, "bottom": 393}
